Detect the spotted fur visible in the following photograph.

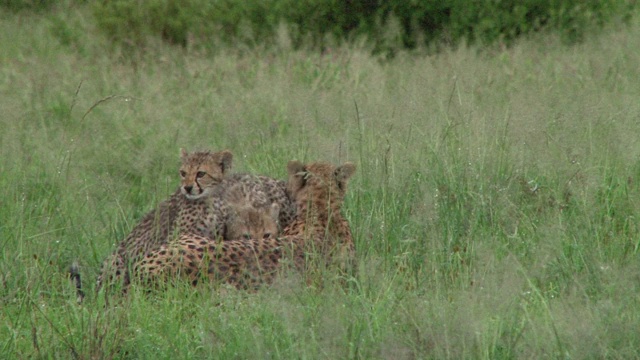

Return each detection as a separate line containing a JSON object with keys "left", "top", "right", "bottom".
{"left": 135, "top": 161, "right": 356, "bottom": 290}
{"left": 96, "top": 149, "right": 233, "bottom": 290}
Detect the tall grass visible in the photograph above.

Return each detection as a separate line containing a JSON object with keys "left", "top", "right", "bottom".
{"left": 1, "top": 5, "right": 640, "bottom": 359}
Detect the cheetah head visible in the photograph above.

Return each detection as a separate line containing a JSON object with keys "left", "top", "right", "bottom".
{"left": 287, "top": 160, "right": 356, "bottom": 210}
{"left": 226, "top": 203, "right": 281, "bottom": 240}
{"left": 179, "top": 149, "right": 233, "bottom": 200}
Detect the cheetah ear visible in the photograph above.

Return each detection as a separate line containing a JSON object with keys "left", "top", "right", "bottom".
{"left": 216, "top": 150, "right": 233, "bottom": 173}
{"left": 287, "top": 160, "right": 307, "bottom": 193}
{"left": 180, "top": 148, "right": 188, "bottom": 160}
{"left": 334, "top": 162, "right": 356, "bottom": 189}
{"left": 287, "top": 160, "right": 306, "bottom": 176}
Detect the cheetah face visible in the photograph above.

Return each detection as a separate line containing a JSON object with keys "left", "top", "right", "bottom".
{"left": 179, "top": 149, "right": 233, "bottom": 200}
{"left": 287, "top": 161, "right": 356, "bottom": 205}
{"left": 226, "top": 203, "right": 280, "bottom": 240}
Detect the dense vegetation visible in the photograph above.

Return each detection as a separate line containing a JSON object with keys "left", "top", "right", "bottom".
{"left": 1, "top": 2, "right": 639, "bottom": 358}
{"left": 3, "top": 0, "right": 637, "bottom": 53}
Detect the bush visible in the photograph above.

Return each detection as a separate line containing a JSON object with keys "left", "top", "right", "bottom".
{"left": 93, "top": 0, "right": 193, "bottom": 47}
{"left": 91, "top": 0, "right": 638, "bottom": 53}
{"left": 0, "top": 0, "right": 56, "bottom": 12}
{"left": 0, "top": 0, "right": 85, "bottom": 12}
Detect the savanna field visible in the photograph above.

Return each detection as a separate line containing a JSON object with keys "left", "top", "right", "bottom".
{"left": 2, "top": 2, "right": 640, "bottom": 359}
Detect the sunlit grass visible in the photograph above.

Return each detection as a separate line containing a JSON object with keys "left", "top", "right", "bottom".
{"left": 1, "top": 5, "right": 640, "bottom": 359}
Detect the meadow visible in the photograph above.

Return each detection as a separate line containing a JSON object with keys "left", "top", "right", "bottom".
{"left": 1, "top": 5, "right": 640, "bottom": 359}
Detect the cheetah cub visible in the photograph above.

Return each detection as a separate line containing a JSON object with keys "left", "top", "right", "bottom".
{"left": 96, "top": 149, "right": 233, "bottom": 291}
{"left": 226, "top": 203, "right": 281, "bottom": 240}
{"left": 135, "top": 160, "right": 356, "bottom": 290}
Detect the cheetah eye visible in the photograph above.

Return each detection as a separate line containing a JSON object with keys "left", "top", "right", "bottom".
{"left": 263, "top": 233, "right": 271, "bottom": 239}
{"left": 180, "top": 170, "right": 187, "bottom": 178}
{"left": 196, "top": 171, "right": 206, "bottom": 179}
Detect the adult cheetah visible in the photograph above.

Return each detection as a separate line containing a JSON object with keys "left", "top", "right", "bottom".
{"left": 135, "top": 160, "right": 356, "bottom": 290}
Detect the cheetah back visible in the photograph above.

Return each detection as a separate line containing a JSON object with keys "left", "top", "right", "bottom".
{"left": 222, "top": 173, "right": 296, "bottom": 231}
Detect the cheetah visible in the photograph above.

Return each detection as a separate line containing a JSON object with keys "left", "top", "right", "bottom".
{"left": 96, "top": 148, "right": 233, "bottom": 291}
{"left": 225, "top": 202, "right": 281, "bottom": 240}
{"left": 219, "top": 172, "right": 296, "bottom": 230}
{"left": 96, "top": 149, "right": 296, "bottom": 293}
{"left": 134, "top": 160, "right": 356, "bottom": 290}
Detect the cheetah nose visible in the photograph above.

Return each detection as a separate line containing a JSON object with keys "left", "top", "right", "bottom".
{"left": 184, "top": 185, "right": 193, "bottom": 193}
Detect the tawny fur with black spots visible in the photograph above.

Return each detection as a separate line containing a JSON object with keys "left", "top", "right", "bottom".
{"left": 135, "top": 160, "right": 356, "bottom": 289}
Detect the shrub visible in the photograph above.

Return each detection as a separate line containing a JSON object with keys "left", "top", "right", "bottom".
{"left": 0, "top": 0, "right": 57, "bottom": 12}
{"left": 90, "top": 0, "right": 637, "bottom": 53}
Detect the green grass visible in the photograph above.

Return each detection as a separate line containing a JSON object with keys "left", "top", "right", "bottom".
{"left": 2, "top": 5, "right": 640, "bottom": 359}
